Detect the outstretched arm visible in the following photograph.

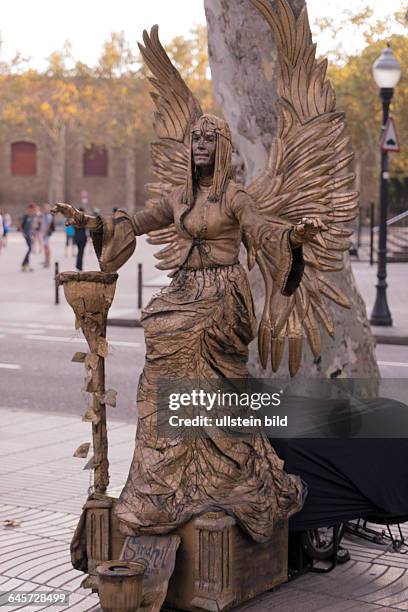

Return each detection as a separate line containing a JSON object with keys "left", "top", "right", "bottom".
{"left": 52, "top": 199, "right": 174, "bottom": 272}
{"left": 51, "top": 203, "right": 102, "bottom": 230}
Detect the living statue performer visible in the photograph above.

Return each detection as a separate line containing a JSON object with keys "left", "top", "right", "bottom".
{"left": 53, "top": 0, "right": 357, "bottom": 543}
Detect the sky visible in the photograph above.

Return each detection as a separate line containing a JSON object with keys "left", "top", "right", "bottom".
{"left": 0, "top": 0, "right": 405, "bottom": 69}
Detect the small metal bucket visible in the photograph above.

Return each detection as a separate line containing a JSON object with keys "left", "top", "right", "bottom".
{"left": 96, "top": 560, "right": 145, "bottom": 612}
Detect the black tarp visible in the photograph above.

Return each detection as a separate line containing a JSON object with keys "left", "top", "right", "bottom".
{"left": 271, "top": 438, "right": 408, "bottom": 531}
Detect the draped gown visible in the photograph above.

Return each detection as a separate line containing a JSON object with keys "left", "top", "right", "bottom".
{"left": 91, "top": 177, "right": 305, "bottom": 543}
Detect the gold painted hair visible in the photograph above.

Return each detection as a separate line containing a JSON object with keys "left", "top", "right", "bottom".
{"left": 183, "top": 114, "right": 233, "bottom": 206}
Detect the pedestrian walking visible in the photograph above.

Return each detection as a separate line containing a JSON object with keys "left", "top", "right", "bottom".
{"left": 20, "top": 202, "right": 36, "bottom": 271}
{"left": 2, "top": 211, "right": 12, "bottom": 247}
{"left": 74, "top": 209, "right": 87, "bottom": 271}
{"left": 31, "top": 205, "right": 42, "bottom": 254}
{"left": 40, "top": 204, "right": 54, "bottom": 268}
{"left": 64, "top": 224, "right": 75, "bottom": 257}
{"left": 0, "top": 210, "right": 4, "bottom": 255}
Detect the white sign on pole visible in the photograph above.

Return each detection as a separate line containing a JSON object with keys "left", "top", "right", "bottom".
{"left": 81, "top": 190, "right": 89, "bottom": 205}
{"left": 381, "top": 117, "right": 400, "bottom": 153}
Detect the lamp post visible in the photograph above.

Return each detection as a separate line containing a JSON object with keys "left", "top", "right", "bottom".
{"left": 370, "top": 45, "right": 401, "bottom": 326}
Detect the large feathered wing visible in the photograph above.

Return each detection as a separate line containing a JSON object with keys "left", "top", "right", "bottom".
{"left": 138, "top": 26, "right": 203, "bottom": 271}
{"left": 248, "top": 0, "right": 358, "bottom": 376}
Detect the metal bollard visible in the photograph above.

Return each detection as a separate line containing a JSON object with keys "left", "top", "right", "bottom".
{"left": 369, "top": 201, "right": 375, "bottom": 266}
{"left": 357, "top": 207, "right": 362, "bottom": 249}
{"left": 137, "top": 263, "right": 143, "bottom": 310}
{"left": 55, "top": 262, "right": 60, "bottom": 304}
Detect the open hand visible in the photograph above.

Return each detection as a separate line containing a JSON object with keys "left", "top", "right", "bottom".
{"left": 290, "top": 217, "right": 327, "bottom": 248}
{"left": 51, "top": 203, "right": 87, "bottom": 227}
{"left": 51, "top": 203, "right": 78, "bottom": 226}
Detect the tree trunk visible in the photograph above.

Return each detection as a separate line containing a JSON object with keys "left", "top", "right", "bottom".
{"left": 125, "top": 147, "right": 136, "bottom": 213}
{"left": 204, "top": 0, "right": 380, "bottom": 382}
{"left": 48, "top": 124, "right": 66, "bottom": 204}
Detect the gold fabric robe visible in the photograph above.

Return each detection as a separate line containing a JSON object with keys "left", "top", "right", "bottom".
{"left": 92, "top": 179, "right": 305, "bottom": 543}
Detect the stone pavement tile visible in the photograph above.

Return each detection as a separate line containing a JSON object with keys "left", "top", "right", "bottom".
{"left": 6, "top": 550, "right": 69, "bottom": 580}
{"left": 1, "top": 484, "right": 89, "bottom": 510}
{"left": 379, "top": 553, "right": 408, "bottom": 567}
{"left": 47, "top": 569, "right": 84, "bottom": 591}
{"left": 0, "top": 544, "right": 66, "bottom": 575}
{"left": 0, "top": 509, "right": 47, "bottom": 523}
{"left": 357, "top": 566, "right": 408, "bottom": 603}
{"left": 375, "top": 583, "right": 408, "bottom": 610}
{"left": 286, "top": 560, "right": 378, "bottom": 596}
{"left": 1, "top": 539, "right": 51, "bottom": 559}
{"left": 3, "top": 491, "right": 74, "bottom": 507}
{"left": 320, "top": 604, "right": 395, "bottom": 611}
{"left": 2, "top": 496, "right": 56, "bottom": 509}
{"left": 19, "top": 525, "right": 75, "bottom": 540}
{"left": 236, "top": 584, "right": 357, "bottom": 611}
{"left": 47, "top": 502, "right": 85, "bottom": 515}
{"left": 0, "top": 534, "right": 42, "bottom": 550}
{"left": 0, "top": 577, "right": 37, "bottom": 591}
{"left": 2, "top": 408, "right": 408, "bottom": 611}
{"left": 345, "top": 550, "right": 381, "bottom": 564}
{"left": 58, "top": 575, "right": 86, "bottom": 594}
{"left": 0, "top": 417, "right": 85, "bottom": 437}
{"left": 0, "top": 506, "right": 25, "bottom": 517}
{"left": 1, "top": 509, "right": 74, "bottom": 526}
{"left": 1, "top": 521, "right": 77, "bottom": 544}
{"left": 17, "top": 513, "right": 77, "bottom": 530}
{"left": 0, "top": 411, "right": 45, "bottom": 427}
{"left": 61, "top": 591, "right": 100, "bottom": 612}
{"left": 0, "top": 579, "right": 49, "bottom": 612}
{"left": 374, "top": 559, "right": 408, "bottom": 571}
{"left": 343, "top": 563, "right": 391, "bottom": 597}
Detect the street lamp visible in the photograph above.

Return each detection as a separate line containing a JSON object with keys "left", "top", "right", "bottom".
{"left": 370, "top": 45, "right": 401, "bottom": 327}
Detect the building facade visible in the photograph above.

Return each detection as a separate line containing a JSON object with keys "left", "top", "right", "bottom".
{"left": 0, "top": 133, "right": 148, "bottom": 217}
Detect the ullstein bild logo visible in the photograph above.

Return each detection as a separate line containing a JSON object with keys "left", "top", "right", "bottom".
{"left": 167, "top": 413, "right": 288, "bottom": 428}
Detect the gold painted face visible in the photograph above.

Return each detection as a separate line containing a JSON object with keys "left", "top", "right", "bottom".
{"left": 186, "top": 114, "right": 233, "bottom": 204}
{"left": 192, "top": 128, "right": 217, "bottom": 169}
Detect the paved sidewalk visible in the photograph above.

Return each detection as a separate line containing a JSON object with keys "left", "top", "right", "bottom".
{"left": 0, "top": 408, "right": 135, "bottom": 612}
{"left": 1, "top": 408, "right": 408, "bottom": 611}
{"left": 352, "top": 260, "right": 408, "bottom": 342}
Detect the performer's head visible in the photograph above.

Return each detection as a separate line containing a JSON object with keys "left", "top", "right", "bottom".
{"left": 184, "top": 114, "right": 233, "bottom": 205}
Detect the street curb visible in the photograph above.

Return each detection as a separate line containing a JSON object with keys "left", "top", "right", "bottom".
{"left": 108, "top": 318, "right": 142, "bottom": 328}
{"left": 374, "top": 334, "right": 408, "bottom": 346}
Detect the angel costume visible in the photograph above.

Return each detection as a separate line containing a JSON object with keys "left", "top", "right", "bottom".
{"left": 92, "top": 114, "right": 304, "bottom": 542}
{"left": 89, "top": 0, "right": 357, "bottom": 543}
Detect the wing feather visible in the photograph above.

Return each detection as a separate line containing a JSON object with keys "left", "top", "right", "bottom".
{"left": 138, "top": 26, "right": 203, "bottom": 274}
{"left": 249, "top": 0, "right": 358, "bottom": 375}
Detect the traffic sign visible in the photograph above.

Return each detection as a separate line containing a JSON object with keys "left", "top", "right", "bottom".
{"left": 381, "top": 117, "right": 400, "bottom": 153}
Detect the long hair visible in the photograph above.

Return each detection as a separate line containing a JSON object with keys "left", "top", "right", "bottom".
{"left": 183, "top": 114, "right": 233, "bottom": 206}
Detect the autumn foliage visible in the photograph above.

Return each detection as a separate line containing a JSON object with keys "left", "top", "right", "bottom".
{"left": 0, "top": 12, "right": 406, "bottom": 213}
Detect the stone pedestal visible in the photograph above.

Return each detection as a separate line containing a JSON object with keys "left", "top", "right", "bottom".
{"left": 78, "top": 497, "right": 127, "bottom": 591}
{"left": 165, "top": 511, "right": 288, "bottom": 611}
{"left": 78, "top": 503, "right": 288, "bottom": 610}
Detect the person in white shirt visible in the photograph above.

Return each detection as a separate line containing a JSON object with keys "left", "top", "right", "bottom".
{"left": 40, "top": 204, "right": 54, "bottom": 268}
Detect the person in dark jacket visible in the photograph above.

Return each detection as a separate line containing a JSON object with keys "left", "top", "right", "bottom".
{"left": 20, "top": 203, "right": 36, "bottom": 271}
{"left": 74, "top": 208, "right": 88, "bottom": 271}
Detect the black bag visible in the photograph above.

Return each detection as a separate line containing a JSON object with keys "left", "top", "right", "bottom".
{"left": 47, "top": 218, "right": 55, "bottom": 236}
